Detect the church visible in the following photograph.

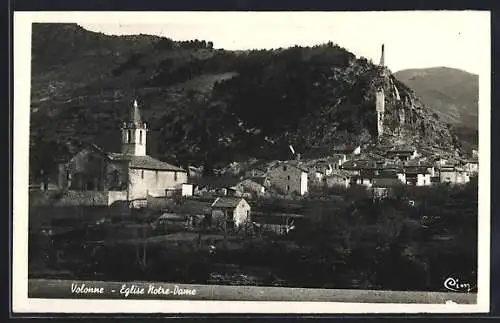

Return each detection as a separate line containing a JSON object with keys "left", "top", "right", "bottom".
{"left": 56, "top": 100, "right": 188, "bottom": 204}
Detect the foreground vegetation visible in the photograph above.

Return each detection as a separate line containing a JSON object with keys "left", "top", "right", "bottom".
{"left": 29, "top": 181, "right": 478, "bottom": 292}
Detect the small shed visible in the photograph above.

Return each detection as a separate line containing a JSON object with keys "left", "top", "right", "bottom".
{"left": 211, "top": 197, "right": 251, "bottom": 228}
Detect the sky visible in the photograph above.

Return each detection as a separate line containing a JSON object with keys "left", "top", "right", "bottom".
{"left": 78, "top": 11, "right": 489, "bottom": 75}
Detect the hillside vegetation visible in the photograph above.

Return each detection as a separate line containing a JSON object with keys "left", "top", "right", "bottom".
{"left": 30, "top": 23, "right": 466, "bottom": 180}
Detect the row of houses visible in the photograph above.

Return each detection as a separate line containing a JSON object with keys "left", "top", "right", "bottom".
{"left": 204, "top": 145, "right": 478, "bottom": 198}
{"left": 31, "top": 99, "right": 478, "bottom": 207}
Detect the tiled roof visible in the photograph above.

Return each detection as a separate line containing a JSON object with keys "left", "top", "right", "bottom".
{"left": 405, "top": 167, "right": 430, "bottom": 175}
{"left": 270, "top": 161, "right": 309, "bottom": 173}
{"left": 107, "top": 153, "right": 185, "bottom": 172}
{"left": 179, "top": 200, "right": 212, "bottom": 215}
{"left": 211, "top": 197, "right": 247, "bottom": 208}
{"left": 193, "top": 176, "right": 241, "bottom": 189}
{"left": 327, "top": 169, "right": 355, "bottom": 178}
{"left": 342, "top": 160, "right": 377, "bottom": 170}
{"left": 374, "top": 170, "right": 400, "bottom": 179}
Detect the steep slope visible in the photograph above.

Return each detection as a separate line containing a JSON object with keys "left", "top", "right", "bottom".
{"left": 394, "top": 67, "right": 479, "bottom": 149}
{"left": 394, "top": 67, "right": 478, "bottom": 129}
{"left": 29, "top": 23, "right": 465, "bottom": 180}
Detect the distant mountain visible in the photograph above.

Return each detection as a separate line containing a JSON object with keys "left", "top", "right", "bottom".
{"left": 30, "top": 23, "right": 467, "bottom": 180}
{"left": 394, "top": 67, "right": 478, "bottom": 146}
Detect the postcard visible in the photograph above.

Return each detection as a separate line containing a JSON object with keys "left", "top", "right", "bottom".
{"left": 12, "top": 10, "right": 491, "bottom": 314}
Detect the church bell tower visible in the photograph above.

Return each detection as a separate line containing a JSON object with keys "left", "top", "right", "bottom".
{"left": 121, "top": 99, "right": 147, "bottom": 156}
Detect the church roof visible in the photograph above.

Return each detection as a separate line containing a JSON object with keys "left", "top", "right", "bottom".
{"left": 107, "top": 153, "right": 186, "bottom": 172}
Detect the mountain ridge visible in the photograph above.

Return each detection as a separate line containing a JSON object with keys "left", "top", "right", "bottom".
{"left": 394, "top": 67, "right": 478, "bottom": 130}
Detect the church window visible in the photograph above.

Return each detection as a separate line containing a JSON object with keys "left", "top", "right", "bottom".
{"left": 155, "top": 170, "right": 159, "bottom": 183}
{"left": 141, "top": 170, "right": 144, "bottom": 179}
{"left": 127, "top": 130, "right": 132, "bottom": 143}
{"left": 139, "top": 130, "right": 143, "bottom": 144}
{"left": 174, "top": 172, "right": 178, "bottom": 181}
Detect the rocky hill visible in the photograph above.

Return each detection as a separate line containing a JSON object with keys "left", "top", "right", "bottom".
{"left": 30, "top": 23, "right": 466, "bottom": 179}
{"left": 394, "top": 67, "right": 478, "bottom": 147}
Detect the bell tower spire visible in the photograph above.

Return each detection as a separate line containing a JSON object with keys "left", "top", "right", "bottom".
{"left": 121, "top": 99, "right": 147, "bottom": 156}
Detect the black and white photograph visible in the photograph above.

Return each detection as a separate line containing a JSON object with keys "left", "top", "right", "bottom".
{"left": 13, "top": 11, "right": 490, "bottom": 313}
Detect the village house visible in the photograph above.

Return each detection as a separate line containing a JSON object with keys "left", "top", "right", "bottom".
{"left": 233, "top": 176, "right": 270, "bottom": 198}
{"left": 353, "top": 170, "right": 375, "bottom": 188}
{"left": 329, "top": 154, "right": 349, "bottom": 169}
{"left": 266, "top": 161, "right": 309, "bottom": 196}
{"left": 439, "top": 165, "right": 470, "bottom": 185}
{"left": 381, "top": 164, "right": 406, "bottom": 183}
{"left": 211, "top": 197, "right": 251, "bottom": 229}
{"left": 313, "top": 160, "right": 334, "bottom": 176}
{"left": 385, "top": 146, "right": 418, "bottom": 161}
{"left": 178, "top": 199, "right": 213, "bottom": 228}
{"left": 324, "top": 169, "right": 354, "bottom": 189}
{"left": 55, "top": 100, "right": 188, "bottom": 206}
{"left": 306, "top": 167, "right": 325, "bottom": 188}
{"left": 192, "top": 176, "right": 241, "bottom": 197}
{"left": 463, "top": 159, "right": 479, "bottom": 176}
{"left": 404, "top": 167, "right": 432, "bottom": 186}
{"left": 433, "top": 157, "right": 449, "bottom": 167}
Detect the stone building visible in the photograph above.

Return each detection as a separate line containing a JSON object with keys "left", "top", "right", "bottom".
{"left": 266, "top": 162, "right": 308, "bottom": 196}
{"left": 324, "top": 169, "right": 354, "bottom": 189}
{"left": 211, "top": 197, "right": 251, "bottom": 229}
{"left": 56, "top": 100, "right": 188, "bottom": 205}
{"left": 233, "top": 177, "right": 270, "bottom": 197}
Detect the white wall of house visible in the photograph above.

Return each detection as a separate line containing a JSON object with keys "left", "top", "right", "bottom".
{"left": 211, "top": 199, "right": 251, "bottom": 228}
{"left": 325, "top": 176, "right": 350, "bottom": 189}
{"left": 181, "top": 184, "right": 193, "bottom": 197}
{"left": 440, "top": 170, "right": 470, "bottom": 185}
{"left": 464, "top": 162, "right": 479, "bottom": 175}
{"left": 300, "top": 172, "right": 309, "bottom": 195}
{"left": 397, "top": 173, "right": 406, "bottom": 183}
{"left": 416, "top": 173, "right": 432, "bottom": 186}
{"left": 128, "top": 168, "right": 187, "bottom": 200}
{"left": 356, "top": 178, "right": 373, "bottom": 188}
